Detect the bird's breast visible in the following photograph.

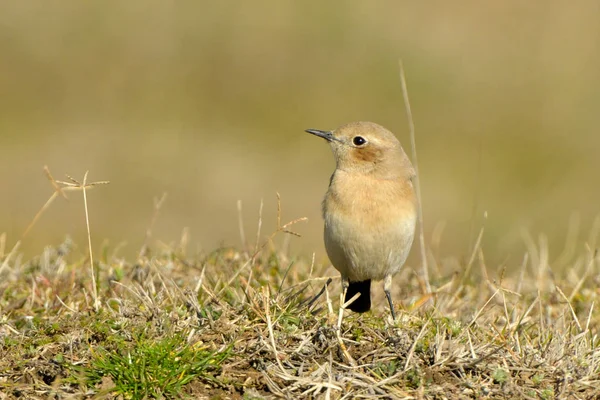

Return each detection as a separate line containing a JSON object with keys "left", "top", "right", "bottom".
{"left": 322, "top": 171, "right": 417, "bottom": 281}
{"left": 323, "top": 171, "right": 416, "bottom": 228}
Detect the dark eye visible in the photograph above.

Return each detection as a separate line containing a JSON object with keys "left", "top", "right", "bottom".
{"left": 352, "top": 136, "right": 366, "bottom": 146}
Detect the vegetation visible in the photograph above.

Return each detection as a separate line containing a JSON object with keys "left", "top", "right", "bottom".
{"left": 1, "top": 178, "right": 599, "bottom": 398}
{"left": 3, "top": 4, "right": 600, "bottom": 398}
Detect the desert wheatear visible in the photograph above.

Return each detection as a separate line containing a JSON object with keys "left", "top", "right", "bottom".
{"left": 307, "top": 121, "right": 417, "bottom": 320}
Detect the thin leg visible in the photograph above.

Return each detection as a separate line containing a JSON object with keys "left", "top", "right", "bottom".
{"left": 340, "top": 275, "right": 349, "bottom": 307}
{"left": 384, "top": 274, "right": 396, "bottom": 321}
{"left": 338, "top": 276, "right": 350, "bottom": 333}
{"left": 341, "top": 276, "right": 349, "bottom": 290}
{"left": 336, "top": 275, "right": 356, "bottom": 365}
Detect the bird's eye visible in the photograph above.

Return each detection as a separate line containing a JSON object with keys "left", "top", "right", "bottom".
{"left": 352, "top": 136, "right": 367, "bottom": 146}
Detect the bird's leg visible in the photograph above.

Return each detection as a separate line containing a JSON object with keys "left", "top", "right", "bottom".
{"left": 341, "top": 275, "right": 350, "bottom": 307}
{"left": 335, "top": 275, "right": 356, "bottom": 365}
{"left": 384, "top": 274, "right": 397, "bottom": 321}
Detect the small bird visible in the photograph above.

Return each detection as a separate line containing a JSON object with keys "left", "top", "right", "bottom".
{"left": 306, "top": 121, "right": 417, "bottom": 320}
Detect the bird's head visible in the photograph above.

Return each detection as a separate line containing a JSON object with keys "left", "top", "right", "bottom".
{"left": 306, "top": 121, "right": 414, "bottom": 179}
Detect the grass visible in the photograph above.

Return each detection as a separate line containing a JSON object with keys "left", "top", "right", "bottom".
{"left": 1, "top": 170, "right": 600, "bottom": 399}
{"left": 85, "top": 329, "right": 231, "bottom": 398}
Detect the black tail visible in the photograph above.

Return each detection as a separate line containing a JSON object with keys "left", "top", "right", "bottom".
{"left": 345, "top": 280, "right": 371, "bottom": 313}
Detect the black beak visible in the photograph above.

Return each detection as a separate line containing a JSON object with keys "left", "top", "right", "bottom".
{"left": 305, "top": 129, "right": 335, "bottom": 142}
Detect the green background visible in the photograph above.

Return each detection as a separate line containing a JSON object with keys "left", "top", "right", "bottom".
{"left": 2, "top": 1, "right": 599, "bottom": 268}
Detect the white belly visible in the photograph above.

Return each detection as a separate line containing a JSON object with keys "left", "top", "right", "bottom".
{"left": 324, "top": 210, "right": 416, "bottom": 282}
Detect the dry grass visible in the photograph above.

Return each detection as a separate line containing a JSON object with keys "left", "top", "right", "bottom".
{"left": 1, "top": 174, "right": 600, "bottom": 399}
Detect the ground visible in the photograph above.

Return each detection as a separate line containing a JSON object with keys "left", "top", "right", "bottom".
{"left": 1, "top": 228, "right": 599, "bottom": 399}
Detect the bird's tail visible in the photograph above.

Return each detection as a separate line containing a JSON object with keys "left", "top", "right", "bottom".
{"left": 345, "top": 280, "right": 371, "bottom": 313}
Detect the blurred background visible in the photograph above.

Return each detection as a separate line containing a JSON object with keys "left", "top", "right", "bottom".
{"left": 2, "top": 1, "right": 599, "bottom": 269}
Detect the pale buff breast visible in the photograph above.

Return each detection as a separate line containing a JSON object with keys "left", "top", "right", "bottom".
{"left": 322, "top": 171, "right": 417, "bottom": 282}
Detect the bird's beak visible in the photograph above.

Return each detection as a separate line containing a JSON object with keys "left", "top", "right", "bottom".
{"left": 305, "top": 129, "right": 337, "bottom": 142}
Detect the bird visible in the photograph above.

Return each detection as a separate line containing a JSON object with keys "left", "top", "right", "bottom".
{"left": 306, "top": 121, "right": 417, "bottom": 320}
